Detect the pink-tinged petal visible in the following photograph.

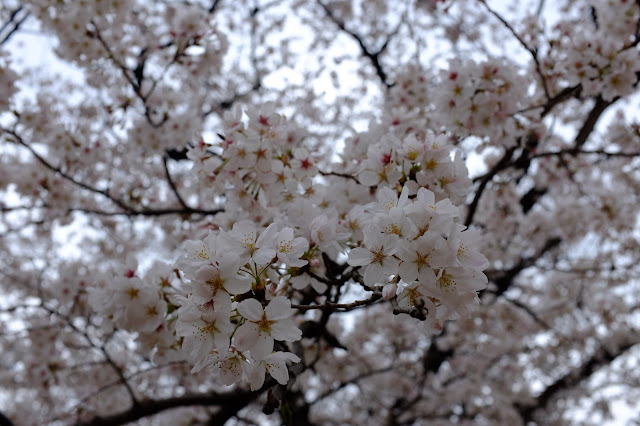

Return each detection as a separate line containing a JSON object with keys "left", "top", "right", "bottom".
{"left": 265, "top": 296, "right": 293, "bottom": 320}
{"left": 234, "top": 322, "right": 259, "bottom": 351}
{"left": 212, "top": 292, "right": 233, "bottom": 314}
{"left": 280, "top": 352, "right": 301, "bottom": 363}
{"left": 256, "top": 223, "right": 278, "bottom": 248}
{"left": 248, "top": 362, "right": 266, "bottom": 391}
{"left": 213, "top": 331, "right": 230, "bottom": 355}
{"left": 217, "top": 356, "right": 244, "bottom": 386}
{"left": 203, "top": 232, "right": 220, "bottom": 258}
{"left": 292, "top": 237, "right": 309, "bottom": 253}
{"left": 230, "top": 220, "right": 256, "bottom": 243}
{"left": 237, "top": 298, "right": 264, "bottom": 321}
{"left": 265, "top": 359, "right": 289, "bottom": 385}
{"left": 191, "top": 356, "right": 212, "bottom": 374}
{"left": 417, "top": 268, "right": 438, "bottom": 286}
{"left": 398, "top": 261, "right": 418, "bottom": 284}
{"left": 250, "top": 333, "right": 274, "bottom": 361}
{"left": 224, "top": 274, "right": 252, "bottom": 295}
{"left": 253, "top": 247, "right": 276, "bottom": 264}
{"left": 463, "top": 251, "right": 490, "bottom": 270}
{"left": 217, "top": 252, "right": 243, "bottom": 273}
{"left": 282, "top": 256, "right": 308, "bottom": 267}
{"left": 363, "top": 264, "right": 384, "bottom": 286}
{"left": 270, "top": 319, "right": 302, "bottom": 342}
{"left": 194, "top": 265, "right": 219, "bottom": 283}
{"left": 347, "top": 247, "right": 374, "bottom": 266}
{"left": 359, "top": 169, "right": 380, "bottom": 186}
{"left": 276, "top": 227, "right": 294, "bottom": 243}
{"left": 382, "top": 282, "right": 397, "bottom": 300}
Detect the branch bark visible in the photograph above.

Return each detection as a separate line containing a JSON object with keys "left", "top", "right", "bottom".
{"left": 516, "top": 342, "right": 638, "bottom": 424}
{"left": 317, "top": 0, "right": 392, "bottom": 87}
{"left": 77, "top": 389, "right": 257, "bottom": 426}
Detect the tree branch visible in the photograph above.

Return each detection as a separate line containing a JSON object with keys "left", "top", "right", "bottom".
{"left": 292, "top": 292, "right": 382, "bottom": 312}
{"left": 0, "top": 411, "right": 15, "bottom": 426}
{"left": 516, "top": 342, "right": 638, "bottom": 423}
{"left": 163, "top": 155, "right": 189, "bottom": 210}
{"left": 317, "top": 0, "right": 391, "bottom": 87}
{"left": 573, "top": 95, "right": 618, "bottom": 150}
{"left": 483, "top": 237, "right": 561, "bottom": 298}
{"left": 465, "top": 146, "right": 517, "bottom": 227}
{"left": 0, "top": 5, "right": 30, "bottom": 46}
{"left": 531, "top": 148, "right": 640, "bottom": 159}
{"left": 479, "top": 0, "right": 550, "bottom": 99}
{"left": 77, "top": 389, "right": 258, "bottom": 426}
{"left": 2, "top": 127, "right": 223, "bottom": 217}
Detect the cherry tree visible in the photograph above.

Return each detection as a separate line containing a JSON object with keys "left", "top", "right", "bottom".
{"left": 1, "top": 0, "right": 640, "bottom": 425}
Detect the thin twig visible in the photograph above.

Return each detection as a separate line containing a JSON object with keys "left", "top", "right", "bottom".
{"left": 317, "top": 0, "right": 391, "bottom": 87}
{"left": 163, "top": 155, "right": 189, "bottom": 209}
{"left": 0, "top": 6, "right": 30, "bottom": 46}
{"left": 479, "top": 0, "right": 550, "bottom": 100}
{"left": 292, "top": 292, "right": 382, "bottom": 312}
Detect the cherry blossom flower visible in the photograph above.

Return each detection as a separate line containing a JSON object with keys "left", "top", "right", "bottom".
{"left": 396, "top": 232, "right": 451, "bottom": 284}
{"left": 273, "top": 227, "right": 309, "bottom": 267}
{"left": 234, "top": 296, "right": 302, "bottom": 360}
{"left": 228, "top": 220, "right": 277, "bottom": 265}
{"left": 247, "top": 351, "right": 301, "bottom": 391}
{"left": 208, "top": 347, "right": 248, "bottom": 386}
{"left": 348, "top": 230, "right": 400, "bottom": 286}
{"left": 191, "top": 254, "right": 252, "bottom": 304}
{"left": 175, "top": 301, "right": 234, "bottom": 372}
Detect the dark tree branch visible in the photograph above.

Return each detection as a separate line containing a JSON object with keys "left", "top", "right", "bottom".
{"left": 502, "top": 297, "right": 552, "bottom": 330}
{"left": 479, "top": 0, "right": 550, "bottom": 99}
{"left": 202, "top": 83, "right": 262, "bottom": 118}
{"left": 77, "top": 389, "right": 258, "bottom": 426}
{"left": 319, "top": 170, "right": 360, "bottom": 183}
{"left": 0, "top": 5, "right": 30, "bottom": 46}
{"left": 90, "top": 21, "right": 171, "bottom": 128}
{"left": 516, "top": 342, "right": 638, "bottom": 423}
{"left": 163, "top": 155, "right": 189, "bottom": 210}
{"left": 317, "top": 0, "right": 392, "bottom": 87}
{"left": 309, "top": 365, "right": 397, "bottom": 405}
{"left": 467, "top": 89, "right": 621, "bottom": 227}
{"left": 520, "top": 186, "right": 547, "bottom": 214}
{"left": 209, "top": 0, "right": 222, "bottom": 14}
{"left": 483, "top": 237, "right": 561, "bottom": 298}
{"left": 540, "top": 84, "right": 582, "bottom": 117}
{"left": 202, "top": 2, "right": 263, "bottom": 118}
{"left": 465, "top": 146, "right": 517, "bottom": 227}
{"left": 573, "top": 95, "right": 618, "bottom": 150}
{"left": 292, "top": 291, "right": 382, "bottom": 312}
{"left": 2, "top": 127, "right": 223, "bottom": 217}
{"left": 2, "top": 126, "right": 131, "bottom": 212}
{"left": 0, "top": 411, "right": 15, "bottom": 426}
{"left": 531, "top": 148, "right": 640, "bottom": 159}
{"left": 422, "top": 340, "right": 454, "bottom": 374}
{"left": 166, "top": 147, "right": 190, "bottom": 161}
{"left": 67, "top": 206, "right": 222, "bottom": 217}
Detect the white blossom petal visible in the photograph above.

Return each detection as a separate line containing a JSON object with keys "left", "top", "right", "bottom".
{"left": 234, "top": 322, "right": 260, "bottom": 351}
{"left": 237, "top": 299, "right": 264, "bottom": 322}
{"left": 264, "top": 296, "right": 293, "bottom": 320}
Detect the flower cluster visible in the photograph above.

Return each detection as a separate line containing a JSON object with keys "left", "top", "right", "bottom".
{"left": 169, "top": 105, "right": 488, "bottom": 389}
{"left": 385, "top": 59, "right": 530, "bottom": 146}
{"left": 0, "top": 48, "right": 18, "bottom": 110}
{"left": 87, "top": 272, "right": 167, "bottom": 334}
{"left": 542, "top": 0, "right": 640, "bottom": 101}
{"left": 75, "top": 88, "right": 488, "bottom": 391}
{"left": 348, "top": 185, "right": 488, "bottom": 331}
{"left": 174, "top": 222, "right": 305, "bottom": 389}
{"left": 355, "top": 131, "right": 471, "bottom": 204}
